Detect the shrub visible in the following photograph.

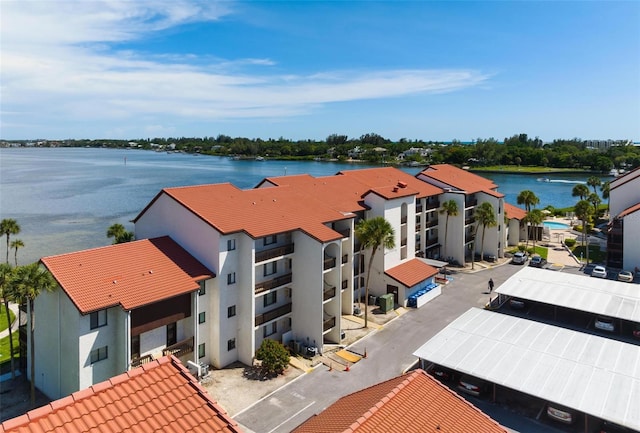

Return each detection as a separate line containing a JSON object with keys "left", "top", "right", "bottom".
{"left": 517, "top": 245, "right": 526, "bottom": 252}
{"left": 564, "top": 238, "right": 576, "bottom": 247}
{"left": 255, "top": 339, "right": 290, "bottom": 376}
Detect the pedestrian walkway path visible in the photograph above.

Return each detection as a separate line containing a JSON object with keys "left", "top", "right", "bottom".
{"left": 0, "top": 302, "right": 21, "bottom": 340}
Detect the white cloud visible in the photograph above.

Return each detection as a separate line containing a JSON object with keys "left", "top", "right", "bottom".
{"left": 1, "top": 1, "right": 491, "bottom": 137}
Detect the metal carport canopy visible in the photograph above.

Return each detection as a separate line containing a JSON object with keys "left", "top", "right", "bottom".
{"left": 495, "top": 267, "right": 640, "bottom": 322}
{"left": 413, "top": 307, "right": 640, "bottom": 431}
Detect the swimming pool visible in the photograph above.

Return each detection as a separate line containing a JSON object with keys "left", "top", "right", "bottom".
{"left": 543, "top": 221, "right": 570, "bottom": 229}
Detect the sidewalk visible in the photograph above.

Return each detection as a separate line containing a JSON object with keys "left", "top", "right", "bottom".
{"left": 0, "top": 302, "right": 21, "bottom": 340}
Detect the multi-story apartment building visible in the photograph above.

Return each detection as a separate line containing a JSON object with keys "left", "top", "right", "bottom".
{"left": 37, "top": 237, "right": 214, "bottom": 399}
{"left": 32, "top": 165, "right": 519, "bottom": 399}
{"left": 607, "top": 166, "right": 640, "bottom": 270}
{"left": 416, "top": 164, "right": 506, "bottom": 265}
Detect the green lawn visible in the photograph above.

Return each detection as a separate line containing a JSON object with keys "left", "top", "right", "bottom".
{"left": 0, "top": 304, "right": 16, "bottom": 333}
{"left": 0, "top": 331, "right": 20, "bottom": 362}
{"left": 572, "top": 245, "right": 606, "bottom": 264}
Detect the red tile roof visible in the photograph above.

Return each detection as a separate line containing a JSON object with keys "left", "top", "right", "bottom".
{"left": 419, "top": 164, "right": 504, "bottom": 197}
{"left": 338, "top": 167, "right": 443, "bottom": 198}
{"left": 0, "top": 356, "right": 242, "bottom": 433}
{"left": 384, "top": 258, "right": 439, "bottom": 288}
{"left": 504, "top": 202, "right": 527, "bottom": 220}
{"left": 293, "top": 369, "right": 508, "bottom": 433}
{"left": 41, "top": 236, "right": 213, "bottom": 314}
{"left": 138, "top": 183, "right": 351, "bottom": 242}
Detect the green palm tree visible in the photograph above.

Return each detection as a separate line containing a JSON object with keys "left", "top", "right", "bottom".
{"left": 526, "top": 209, "right": 544, "bottom": 251}
{"left": 587, "top": 176, "right": 602, "bottom": 194}
{"left": 14, "top": 263, "right": 57, "bottom": 404}
{"left": 1, "top": 219, "right": 21, "bottom": 264}
{"left": 107, "top": 223, "right": 134, "bottom": 244}
{"left": 10, "top": 239, "right": 24, "bottom": 267}
{"left": 355, "top": 217, "right": 395, "bottom": 329}
{"left": 0, "top": 263, "right": 17, "bottom": 379}
{"left": 474, "top": 202, "right": 497, "bottom": 263}
{"left": 588, "top": 192, "right": 602, "bottom": 222}
{"left": 439, "top": 200, "right": 459, "bottom": 258}
{"left": 574, "top": 200, "right": 594, "bottom": 265}
{"left": 517, "top": 190, "right": 539, "bottom": 247}
{"left": 601, "top": 181, "right": 610, "bottom": 215}
{"left": 572, "top": 184, "right": 589, "bottom": 201}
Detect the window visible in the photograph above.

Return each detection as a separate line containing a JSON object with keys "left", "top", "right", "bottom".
{"left": 198, "top": 312, "right": 206, "bottom": 324}
{"left": 227, "top": 272, "right": 236, "bottom": 285}
{"left": 198, "top": 343, "right": 205, "bottom": 358}
{"left": 227, "top": 305, "right": 236, "bottom": 318}
{"left": 198, "top": 282, "right": 206, "bottom": 296}
{"left": 263, "top": 261, "right": 277, "bottom": 276}
{"left": 90, "top": 346, "right": 108, "bottom": 364}
{"left": 227, "top": 239, "right": 236, "bottom": 251}
{"left": 264, "top": 292, "right": 277, "bottom": 307}
{"left": 90, "top": 309, "right": 107, "bottom": 329}
{"left": 227, "top": 338, "right": 236, "bottom": 351}
{"left": 166, "top": 322, "right": 177, "bottom": 346}
{"left": 264, "top": 235, "right": 277, "bottom": 246}
{"left": 263, "top": 322, "right": 277, "bottom": 338}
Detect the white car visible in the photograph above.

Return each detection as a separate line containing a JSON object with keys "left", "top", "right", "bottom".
{"left": 618, "top": 270, "right": 634, "bottom": 282}
{"left": 595, "top": 316, "right": 616, "bottom": 332}
{"left": 591, "top": 265, "right": 607, "bottom": 278}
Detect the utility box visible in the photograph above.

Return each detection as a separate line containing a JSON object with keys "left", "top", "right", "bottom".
{"left": 379, "top": 294, "right": 394, "bottom": 313}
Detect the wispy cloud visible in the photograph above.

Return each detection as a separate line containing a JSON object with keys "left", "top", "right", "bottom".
{"left": 1, "top": 1, "right": 491, "bottom": 137}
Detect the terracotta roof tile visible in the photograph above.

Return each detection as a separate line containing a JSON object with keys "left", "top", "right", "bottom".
{"left": 294, "top": 369, "right": 508, "bottom": 433}
{"left": 40, "top": 236, "right": 213, "bottom": 314}
{"left": 338, "top": 167, "right": 443, "bottom": 198}
{"left": 384, "top": 258, "right": 439, "bottom": 288}
{"left": 419, "top": 164, "right": 504, "bottom": 197}
{"left": 504, "top": 202, "right": 527, "bottom": 220}
{"left": 0, "top": 356, "right": 242, "bottom": 433}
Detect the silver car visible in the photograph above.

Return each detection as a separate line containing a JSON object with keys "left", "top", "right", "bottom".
{"left": 591, "top": 265, "right": 607, "bottom": 278}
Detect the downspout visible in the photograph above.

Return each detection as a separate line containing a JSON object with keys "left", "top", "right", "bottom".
{"left": 126, "top": 311, "right": 131, "bottom": 370}
{"left": 194, "top": 290, "right": 199, "bottom": 365}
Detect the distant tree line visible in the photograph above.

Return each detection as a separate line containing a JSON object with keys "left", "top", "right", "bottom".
{"left": 4, "top": 132, "right": 640, "bottom": 172}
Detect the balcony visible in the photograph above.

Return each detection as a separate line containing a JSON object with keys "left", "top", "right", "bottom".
{"left": 465, "top": 216, "right": 476, "bottom": 226}
{"left": 426, "top": 219, "right": 438, "bottom": 228}
{"left": 255, "top": 302, "right": 292, "bottom": 326}
{"left": 416, "top": 223, "right": 422, "bottom": 231}
{"left": 426, "top": 200, "right": 440, "bottom": 210}
{"left": 255, "top": 243, "right": 294, "bottom": 263}
{"left": 323, "top": 316, "right": 336, "bottom": 332}
{"left": 163, "top": 337, "right": 194, "bottom": 358}
{"left": 255, "top": 273, "right": 292, "bottom": 294}
{"left": 323, "top": 285, "right": 336, "bottom": 301}
{"left": 401, "top": 238, "right": 407, "bottom": 247}
{"left": 427, "top": 238, "right": 439, "bottom": 247}
{"left": 465, "top": 198, "right": 478, "bottom": 208}
{"left": 342, "top": 254, "right": 348, "bottom": 264}
{"left": 131, "top": 354, "right": 154, "bottom": 369}
{"left": 324, "top": 256, "right": 337, "bottom": 270}
{"left": 401, "top": 216, "right": 407, "bottom": 225}
{"left": 415, "top": 204, "right": 423, "bottom": 213}
{"left": 337, "top": 228, "right": 350, "bottom": 238}
{"left": 465, "top": 234, "right": 475, "bottom": 244}
{"left": 342, "top": 280, "right": 348, "bottom": 290}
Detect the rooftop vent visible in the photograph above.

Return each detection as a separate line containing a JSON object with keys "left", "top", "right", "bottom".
{"left": 397, "top": 181, "right": 408, "bottom": 188}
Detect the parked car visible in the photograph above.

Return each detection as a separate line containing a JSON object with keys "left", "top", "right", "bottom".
{"left": 427, "top": 364, "right": 456, "bottom": 383}
{"left": 594, "top": 316, "right": 616, "bottom": 332}
{"left": 457, "top": 375, "right": 489, "bottom": 397}
{"left": 617, "top": 270, "right": 634, "bottom": 282}
{"left": 512, "top": 252, "right": 527, "bottom": 265}
{"left": 509, "top": 297, "right": 526, "bottom": 309}
{"left": 547, "top": 403, "right": 576, "bottom": 424}
{"left": 529, "top": 255, "right": 546, "bottom": 268}
{"left": 632, "top": 323, "right": 640, "bottom": 339}
{"left": 591, "top": 265, "right": 607, "bottom": 278}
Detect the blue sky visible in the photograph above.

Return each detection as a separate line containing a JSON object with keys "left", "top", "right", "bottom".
{"left": 1, "top": 1, "right": 638, "bottom": 142}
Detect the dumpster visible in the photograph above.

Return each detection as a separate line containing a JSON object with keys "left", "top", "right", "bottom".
{"left": 378, "top": 294, "right": 394, "bottom": 313}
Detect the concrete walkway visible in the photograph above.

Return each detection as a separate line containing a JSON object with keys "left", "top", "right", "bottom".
{"left": 0, "top": 302, "right": 21, "bottom": 340}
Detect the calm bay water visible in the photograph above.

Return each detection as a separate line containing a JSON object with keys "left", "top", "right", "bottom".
{"left": 0, "top": 147, "right": 607, "bottom": 265}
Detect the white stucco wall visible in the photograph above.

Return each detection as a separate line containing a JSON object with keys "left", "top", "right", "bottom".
{"left": 623, "top": 213, "right": 640, "bottom": 270}
{"left": 610, "top": 171, "right": 640, "bottom": 217}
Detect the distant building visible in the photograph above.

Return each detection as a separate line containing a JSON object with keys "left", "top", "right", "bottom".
{"left": 584, "top": 139, "right": 632, "bottom": 150}
{"left": 607, "top": 166, "right": 640, "bottom": 269}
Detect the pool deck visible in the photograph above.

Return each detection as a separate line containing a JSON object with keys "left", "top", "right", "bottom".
{"left": 542, "top": 217, "right": 581, "bottom": 268}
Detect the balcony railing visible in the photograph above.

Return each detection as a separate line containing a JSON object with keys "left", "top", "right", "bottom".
{"left": 323, "top": 316, "right": 336, "bottom": 332}
{"left": 465, "top": 198, "right": 478, "bottom": 208}
{"left": 416, "top": 223, "right": 422, "bottom": 231}
{"left": 131, "top": 354, "right": 154, "bottom": 369}
{"left": 255, "top": 273, "right": 292, "bottom": 294}
{"left": 465, "top": 216, "right": 476, "bottom": 225}
{"left": 163, "top": 336, "right": 194, "bottom": 358}
{"left": 323, "top": 286, "right": 336, "bottom": 301}
{"left": 426, "top": 200, "right": 440, "bottom": 210}
{"left": 427, "top": 238, "right": 439, "bottom": 247}
{"left": 415, "top": 204, "right": 423, "bottom": 213}
{"left": 342, "top": 254, "right": 348, "bottom": 264}
{"left": 401, "top": 238, "right": 407, "bottom": 247}
{"left": 255, "top": 243, "right": 294, "bottom": 263}
{"left": 465, "top": 234, "right": 475, "bottom": 244}
{"left": 324, "top": 256, "right": 337, "bottom": 270}
{"left": 401, "top": 216, "right": 407, "bottom": 224}
{"left": 342, "top": 280, "right": 348, "bottom": 290}
{"left": 255, "top": 302, "right": 292, "bottom": 327}
{"left": 426, "top": 219, "right": 438, "bottom": 228}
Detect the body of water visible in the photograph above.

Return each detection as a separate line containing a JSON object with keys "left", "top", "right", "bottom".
{"left": 0, "top": 147, "right": 608, "bottom": 265}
